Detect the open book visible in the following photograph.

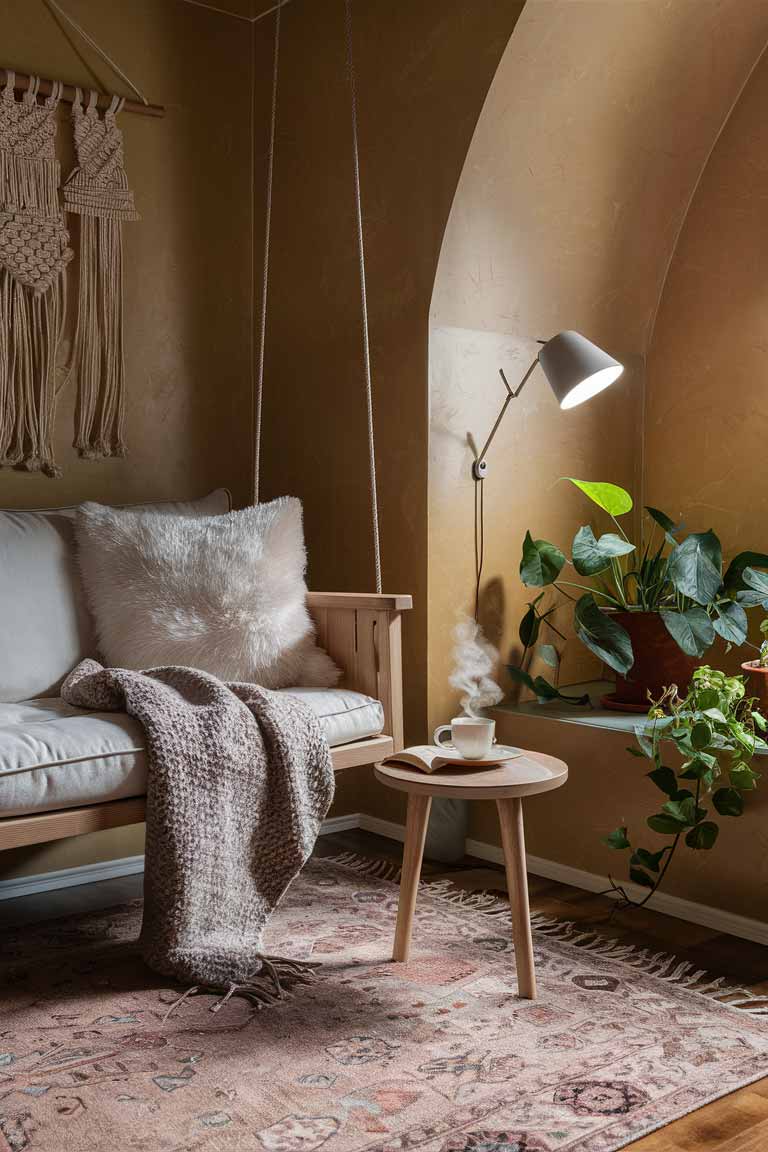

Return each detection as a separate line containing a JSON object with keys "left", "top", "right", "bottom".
{"left": 380, "top": 744, "right": 522, "bottom": 774}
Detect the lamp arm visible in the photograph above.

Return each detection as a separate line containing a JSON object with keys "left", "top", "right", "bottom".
{"left": 473, "top": 355, "right": 539, "bottom": 479}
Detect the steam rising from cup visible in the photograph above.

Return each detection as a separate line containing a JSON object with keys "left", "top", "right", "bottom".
{"left": 449, "top": 614, "right": 503, "bottom": 718}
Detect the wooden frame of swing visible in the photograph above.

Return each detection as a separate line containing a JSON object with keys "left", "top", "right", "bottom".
{"left": 0, "top": 592, "right": 412, "bottom": 852}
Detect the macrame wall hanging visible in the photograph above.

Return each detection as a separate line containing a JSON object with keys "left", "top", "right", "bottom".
{"left": 63, "top": 90, "right": 139, "bottom": 460}
{"left": 0, "top": 73, "right": 73, "bottom": 476}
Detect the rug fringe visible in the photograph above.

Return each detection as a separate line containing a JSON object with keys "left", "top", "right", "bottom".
{"left": 324, "top": 854, "right": 768, "bottom": 1016}
{"left": 321, "top": 851, "right": 402, "bottom": 883}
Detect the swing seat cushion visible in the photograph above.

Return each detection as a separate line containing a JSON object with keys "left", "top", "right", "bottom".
{"left": 0, "top": 687, "right": 384, "bottom": 818}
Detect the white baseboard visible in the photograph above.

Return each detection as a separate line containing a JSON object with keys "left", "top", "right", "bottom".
{"left": 0, "top": 811, "right": 362, "bottom": 903}
{"left": 0, "top": 854, "right": 145, "bottom": 902}
{"left": 2, "top": 811, "right": 766, "bottom": 946}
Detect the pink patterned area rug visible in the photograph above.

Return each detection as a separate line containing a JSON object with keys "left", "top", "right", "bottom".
{"left": 1, "top": 854, "right": 768, "bottom": 1152}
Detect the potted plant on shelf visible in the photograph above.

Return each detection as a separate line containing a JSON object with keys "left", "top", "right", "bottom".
{"left": 603, "top": 666, "right": 765, "bottom": 906}
{"left": 509, "top": 478, "right": 768, "bottom": 711}
{"left": 741, "top": 616, "right": 768, "bottom": 713}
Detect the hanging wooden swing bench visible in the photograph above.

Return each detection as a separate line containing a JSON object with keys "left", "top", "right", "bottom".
{"left": 0, "top": 0, "right": 413, "bottom": 854}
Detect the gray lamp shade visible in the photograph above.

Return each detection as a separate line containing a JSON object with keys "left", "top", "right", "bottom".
{"left": 538, "top": 330, "right": 623, "bottom": 410}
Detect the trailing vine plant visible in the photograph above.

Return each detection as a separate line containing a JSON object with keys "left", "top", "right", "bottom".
{"left": 603, "top": 666, "right": 766, "bottom": 908}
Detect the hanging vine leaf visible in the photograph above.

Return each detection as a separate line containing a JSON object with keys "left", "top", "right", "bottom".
{"left": 685, "top": 822, "right": 719, "bottom": 849}
{"left": 713, "top": 787, "right": 743, "bottom": 817}
{"left": 603, "top": 826, "right": 631, "bottom": 850}
{"left": 574, "top": 594, "right": 633, "bottom": 674}
{"left": 520, "top": 532, "right": 566, "bottom": 587}
{"left": 647, "top": 766, "right": 678, "bottom": 796}
{"left": 629, "top": 867, "right": 655, "bottom": 888}
{"left": 630, "top": 847, "right": 666, "bottom": 872}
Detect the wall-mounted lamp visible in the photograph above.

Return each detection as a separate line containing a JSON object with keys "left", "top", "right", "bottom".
{"left": 472, "top": 331, "right": 624, "bottom": 480}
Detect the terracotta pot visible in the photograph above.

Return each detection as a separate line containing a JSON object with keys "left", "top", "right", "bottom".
{"left": 600, "top": 610, "right": 698, "bottom": 712}
{"left": 741, "top": 660, "right": 768, "bottom": 714}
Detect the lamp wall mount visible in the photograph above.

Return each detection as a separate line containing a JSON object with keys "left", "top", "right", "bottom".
{"left": 471, "top": 355, "right": 540, "bottom": 481}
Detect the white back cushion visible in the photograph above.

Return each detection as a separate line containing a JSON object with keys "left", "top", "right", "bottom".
{"left": 0, "top": 490, "right": 231, "bottom": 703}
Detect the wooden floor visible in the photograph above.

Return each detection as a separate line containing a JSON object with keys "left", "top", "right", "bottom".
{"left": 3, "top": 827, "right": 767, "bottom": 1151}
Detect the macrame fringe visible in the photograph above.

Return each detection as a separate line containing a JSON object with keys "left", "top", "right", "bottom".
{"left": 0, "top": 73, "right": 71, "bottom": 476}
{"left": 325, "top": 852, "right": 768, "bottom": 1018}
{"left": 70, "top": 215, "right": 127, "bottom": 459}
{"left": 0, "top": 266, "right": 65, "bottom": 477}
{"left": 161, "top": 954, "right": 319, "bottom": 1023}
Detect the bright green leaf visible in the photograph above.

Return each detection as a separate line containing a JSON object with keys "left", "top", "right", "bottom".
{"left": 660, "top": 607, "right": 715, "bottom": 658}
{"left": 667, "top": 531, "right": 723, "bottom": 606}
{"left": 574, "top": 594, "right": 634, "bottom": 675}
{"left": 564, "top": 478, "right": 633, "bottom": 516}
{"left": 520, "top": 532, "right": 566, "bottom": 587}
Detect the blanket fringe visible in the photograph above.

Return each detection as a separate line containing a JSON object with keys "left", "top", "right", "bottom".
{"left": 324, "top": 854, "right": 768, "bottom": 1017}
{"left": 161, "top": 954, "right": 319, "bottom": 1023}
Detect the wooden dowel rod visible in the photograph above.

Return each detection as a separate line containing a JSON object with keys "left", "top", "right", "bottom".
{"left": 0, "top": 68, "right": 165, "bottom": 118}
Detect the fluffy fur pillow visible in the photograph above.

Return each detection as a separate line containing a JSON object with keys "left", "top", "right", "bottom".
{"left": 75, "top": 497, "right": 339, "bottom": 689}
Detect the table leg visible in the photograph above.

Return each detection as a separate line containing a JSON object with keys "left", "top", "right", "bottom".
{"left": 393, "top": 793, "right": 432, "bottom": 962}
{"left": 496, "top": 796, "right": 536, "bottom": 999}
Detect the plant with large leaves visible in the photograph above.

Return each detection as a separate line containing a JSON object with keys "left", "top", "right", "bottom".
{"left": 603, "top": 666, "right": 765, "bottom": 906}
{"left": 509, "top": 478, "right": 768, "bottom": 703}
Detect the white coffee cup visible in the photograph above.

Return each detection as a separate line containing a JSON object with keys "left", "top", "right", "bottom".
{"left": 433, "top": 716, "right": 495, "bottom": 759}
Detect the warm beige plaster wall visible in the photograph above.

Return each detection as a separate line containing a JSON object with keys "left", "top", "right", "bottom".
{"left": 401, "top": 0, "right": 768, "bottom": 914}
{"left": 645, "top": 45, "right": 768, "bottom": 602}
{"left": 0, "top": 0, "right": 254, "bottom": 879}
{"left": 254, "top": 0, "right": 525, "bottom": 827}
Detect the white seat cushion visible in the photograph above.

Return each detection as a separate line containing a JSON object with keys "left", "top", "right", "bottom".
{"left": 0, "top": 688, "right": 384, "bottom": 818}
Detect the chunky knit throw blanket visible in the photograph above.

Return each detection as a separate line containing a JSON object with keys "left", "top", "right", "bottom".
{"left": 61, "top": 659, "right": 334, "bottom": 1007}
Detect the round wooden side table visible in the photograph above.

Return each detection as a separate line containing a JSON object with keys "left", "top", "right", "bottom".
{"left": 373, "top": 750, "right": 568, "bottom": 1000}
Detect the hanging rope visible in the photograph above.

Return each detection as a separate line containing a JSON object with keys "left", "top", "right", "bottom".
{"left": 344, "top": 0, "right": 382, "bottom": 594}
{"left": 253, "top": 0, "right": 281, "bottom": 504}
{"left": 42, "top": 0, "right": 150, "bottom": 106}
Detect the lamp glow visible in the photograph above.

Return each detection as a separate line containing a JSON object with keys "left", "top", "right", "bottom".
{"left": 538, "top": 330, "right": 624, "bottom": 410}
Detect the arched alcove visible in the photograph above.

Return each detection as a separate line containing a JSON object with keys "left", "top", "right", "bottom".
{"left": 427, "top": 0, "right": 768, "bottom": 905}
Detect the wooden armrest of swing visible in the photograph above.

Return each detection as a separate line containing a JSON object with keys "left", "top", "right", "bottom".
{"left": 307, "top": 592, "right": 410, "bottom": 752}
{"left": 306, "top": 592, "right": 412, "bottom": 611}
